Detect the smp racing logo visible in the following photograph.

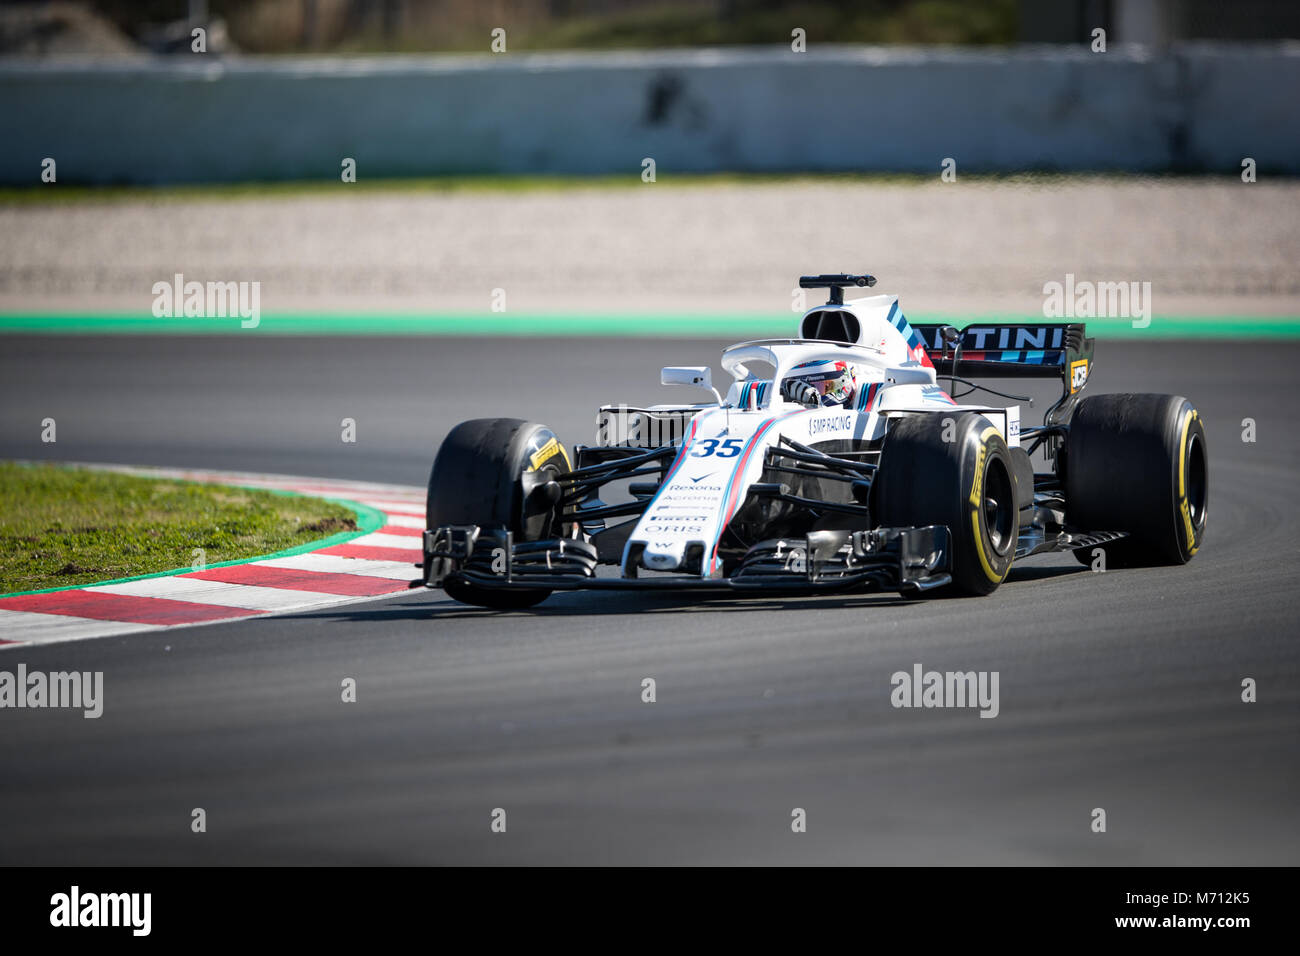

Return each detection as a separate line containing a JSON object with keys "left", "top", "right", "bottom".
{"left": 808, "top": 414, "right": 853, "bottom": 436}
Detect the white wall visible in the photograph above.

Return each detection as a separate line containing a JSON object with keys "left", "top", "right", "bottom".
{"left": 1, "top": 44, "right": 1295, "bottom": 184}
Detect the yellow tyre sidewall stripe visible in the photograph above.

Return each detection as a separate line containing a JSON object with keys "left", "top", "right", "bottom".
{"left": 1178, "top": 407, "right": 1199, "bottom": 556}
{"left": 529, "top": 435, "right": 570, "bottom": 472}
{"left": 968, "top": 425, "right": 1010, "bottom": 584}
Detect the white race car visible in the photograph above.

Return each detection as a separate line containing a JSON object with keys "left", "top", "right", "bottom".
{"left": 420, "top": 274, "right": 1207, "bottom": 608}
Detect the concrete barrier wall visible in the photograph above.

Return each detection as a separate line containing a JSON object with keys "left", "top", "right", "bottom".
{"left": 1, "top": 44, "right": 1296, "bottom": 184}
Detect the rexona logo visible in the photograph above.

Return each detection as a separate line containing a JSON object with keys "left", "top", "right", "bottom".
{"left": 50, "top": 886, "right": 151, "bottom": 936}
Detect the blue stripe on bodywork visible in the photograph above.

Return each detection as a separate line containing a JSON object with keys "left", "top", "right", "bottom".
{"left": 621, "top": 413, "right": 703, "bottom": 573}
{"left": 885, "top": 300, "right": 934, "bottom": 366}
{"left": 741, "top": 381, "right": 771, "bottom": 407}
{"left": 710, "top": 417, "right": 779, "bottom": 573}
{"left": 709, "top": 409, "right": 803, "bottom": 573}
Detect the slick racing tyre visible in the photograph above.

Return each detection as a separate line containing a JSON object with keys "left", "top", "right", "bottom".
{"left": 1065, "top": 393, "right": 1207, "bottom": 567}
{"left": 873, "top": 412, "right": 1019, "bottom": 596}
{"left": 426, "top": 418, "right": 571, "bottom": 609}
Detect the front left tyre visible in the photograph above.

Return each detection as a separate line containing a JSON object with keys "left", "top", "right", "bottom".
{"left": 426, "top": 418, "right": 571, "bottom": 609}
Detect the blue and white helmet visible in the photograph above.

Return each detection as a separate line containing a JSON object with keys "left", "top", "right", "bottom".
{"left": 784, "top": 359, "right": 857, "bottom": 407}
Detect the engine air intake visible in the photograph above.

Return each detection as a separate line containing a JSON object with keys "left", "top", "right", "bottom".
{"left": 799, "top": 309, "right": 862, "bottom": 344}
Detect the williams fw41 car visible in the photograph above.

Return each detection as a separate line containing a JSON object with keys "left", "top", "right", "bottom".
{"left": 419, "top": 274, "right": 1208, "bottom": 608}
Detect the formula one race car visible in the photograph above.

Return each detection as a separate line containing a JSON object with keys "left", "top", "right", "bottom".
{"left": 420, "top": 274, "right": 1207, "bottom": 608}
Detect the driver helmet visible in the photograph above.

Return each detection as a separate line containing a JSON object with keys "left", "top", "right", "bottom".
{"left": 786, "top": 359, "right": 856, "bottom": 407}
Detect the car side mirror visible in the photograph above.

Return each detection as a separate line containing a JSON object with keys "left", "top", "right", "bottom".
{"left": 660, "top": 366, "right": 722, "bottom": 406}
{"left": 940, "top": 325, "right": 962, "bottom": 361}
{"left": 661, "top": 366, "right": 712, "bottom": 389}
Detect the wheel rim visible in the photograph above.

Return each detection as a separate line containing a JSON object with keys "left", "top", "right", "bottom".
{"left": 518, "top": 460, "right": 566, "bottom": 540}
{"left": 983, "top": 457, "right": 1015, "bottom": 556}
{"left": 1185, "top": 431, "right": 1208, "bottom": 529}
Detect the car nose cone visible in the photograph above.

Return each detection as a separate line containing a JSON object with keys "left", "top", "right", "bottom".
{"left": 641, "top": 541, "right": 683, "bottom": 571}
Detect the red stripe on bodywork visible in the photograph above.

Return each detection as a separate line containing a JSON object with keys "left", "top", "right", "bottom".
{"left": 636, "top": 416, "right": 701, "bottom": 515}
{"left": 184, "top": 565, "right": 409, "bottom": 596}
{"left": 0, "top": 591, "right": 260, "bottom": 625}
{"left": 316, "top": 543, "right": 423, "bottom": 563}
{"left": 621, "top": 417, "right": 702, "bottom": 573}
{"left": 709, "top": 412, "right": 799, "bottom": 572}
{"left": 662, "top": 418, "right": 700, "bottom": 484}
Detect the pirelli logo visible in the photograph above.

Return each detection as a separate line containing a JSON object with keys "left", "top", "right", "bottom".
{"left": 529, "top": 437, "right": 565, "bottom": 470}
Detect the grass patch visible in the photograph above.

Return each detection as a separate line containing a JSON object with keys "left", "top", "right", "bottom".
{"left": 322, "top": 1, "right": 1019, "bottom": 54}
{"left": 509, "top": 0, "right": 1017, "bottom": 52}
{"left": 0, "top": 171, "right": 937, "bottom": 206}
{"left": 0, "top": 462, "right": 357, "bottom": 594}
{"left": 0, "top": 171, "right": 1244, "bottom": 207}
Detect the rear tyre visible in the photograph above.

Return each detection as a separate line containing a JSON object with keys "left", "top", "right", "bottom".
{"left": 1065, "top": 393, "right": 1207, "bottom": 567}
{"left": 872, "top": 412, "right": 1019, "bottom": 596}
{"left": 426, "top": 418, "right": 571, "bottom": 609}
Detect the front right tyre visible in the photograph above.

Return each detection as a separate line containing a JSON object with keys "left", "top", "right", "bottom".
{"left": 872, "top": 412, "right": 1020, "bottom": 596}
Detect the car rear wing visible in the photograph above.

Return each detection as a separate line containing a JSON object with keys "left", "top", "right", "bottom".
{"left": 909, "top": 322, "right": 1094, "bottom": 395}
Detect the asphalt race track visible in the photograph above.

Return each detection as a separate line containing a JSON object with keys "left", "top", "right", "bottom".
{"left": 0, "top": 335, "right": 1296, "bottom": 865}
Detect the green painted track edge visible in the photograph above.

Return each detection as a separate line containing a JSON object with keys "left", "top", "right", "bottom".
{"left": 1, "top": 312, "right": 1299, "bottom": 338}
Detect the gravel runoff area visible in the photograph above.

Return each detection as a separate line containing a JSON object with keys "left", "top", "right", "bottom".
{"left": 1, "top": 177, "right": 1297, "bottom": 317}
